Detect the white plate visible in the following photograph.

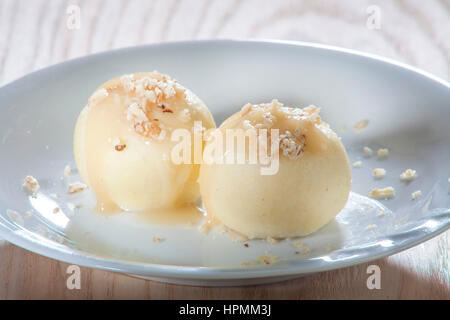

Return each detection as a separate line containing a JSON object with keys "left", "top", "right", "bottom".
{"left": 0, "top": 40, "right": 449, "bottom": 286}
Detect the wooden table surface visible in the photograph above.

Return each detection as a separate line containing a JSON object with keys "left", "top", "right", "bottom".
{"left": 0, "top": 0, "right": 449, "bottom": 299}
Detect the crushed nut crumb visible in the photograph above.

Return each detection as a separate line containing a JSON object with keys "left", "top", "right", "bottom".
{"left": 115, "top": 144, "right": 126, "bottom": 152}
{"left": 373, "top": 168, "right": 386, "bottom": 179}
{"left": 363, "top": 146, "right": 373, "bottom": 157}
{"left": 400, "top": 169, "right": 417, "bottom": 182}
{"left": 23, "top": 176, "right": 40, "bottom": 195}
{"left": 279, "top": 130, "right": 306, "bottom": 160}
{"left": 353, "top": 160, "right": 362, "bottom": 168}
{"left": 258, "top": 255, "right": 277, "bottom": 265}
{"left": 366, "top": 224, "right": 377, "bottom": 230}
{"left": 377, "top": 210, "right": 386, "bottom": 217}
{"left": 369, "top": 186, "right": 395, "bottom": 199}
{"left": 120, "top": 73, "right": 179, "bottom": 140}
{"left": 411, "top": 190, "right": 422, "bottom": 200}
{"left": 68, "top": 182, "right": 87, "bottom": 194}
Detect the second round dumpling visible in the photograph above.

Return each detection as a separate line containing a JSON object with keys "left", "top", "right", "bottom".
{"left": 199, "top": 100, "right": 351, "bottom": 238}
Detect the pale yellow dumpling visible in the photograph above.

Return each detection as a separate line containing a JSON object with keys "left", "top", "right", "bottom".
{"left": 74, "top": 72, "right": 215, "bottom": 213}
{"left": 199, "top": 100, "right": 351, "bottom": 238}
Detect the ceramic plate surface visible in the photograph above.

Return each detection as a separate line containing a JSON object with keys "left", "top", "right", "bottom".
{"left": 0, "top": 40, "right": 449, "bottom": 286}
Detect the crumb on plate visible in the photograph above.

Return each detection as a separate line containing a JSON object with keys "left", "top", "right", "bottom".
{"left": 400, "top": 169, "right": 417, "bottom": 182}
{"left": 373, "top": 168, "right": 386, "bottom": 179}
{"left": 363, "top": 146, "right": 373, "bottom": 157}
{"left": 411, "top": 190, "right": 422, "bottom": 200}
{"left": 23, "top": 176, "right": 40, "bottom": 194}
{"left": 68, "top": 182, "right": 87, "bottom": 194}
{"left": 258, "top": 255, "right": 277, "bottom": 265}
{"left": 353, "top": 160, "right": 362, "bottom": 168}
{"left": 369, "top": 186, "right": 395, "bottom": 199}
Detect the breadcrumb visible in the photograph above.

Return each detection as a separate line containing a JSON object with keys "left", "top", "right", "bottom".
{"left": 373, "top": 168, "right": 386, "bottom": 179}
{"left": 369, "top": 186, "right": 395, "bottom": 199}
{"left": 258, "top": 255, "right": 277, "bottom": 265}
{"left": 400, "top": 169, "right": 417, "bottom": 182}
{"left": 411, "top": 190, "right": 422, "bottom": 200}
{"left": 23, "top": 176, "right": 40, "bottom": 195}
{"left": 363, "top": 146, "right": 373, "bottom": 157}
{"left": 353, "top": 160, "right": 362, "bottom": 168}
{"left": 68, "top": 182, "right": 87, "bottom": 194}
